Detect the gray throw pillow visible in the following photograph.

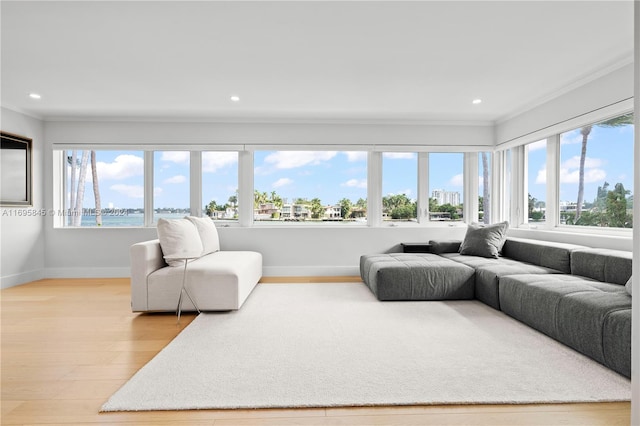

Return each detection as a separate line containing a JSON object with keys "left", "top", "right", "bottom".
{"left": 626, "top": 276, "right": 632, "bottom": 296}
{"left": 459, "top": 221, "right": 509, "bottom": 259}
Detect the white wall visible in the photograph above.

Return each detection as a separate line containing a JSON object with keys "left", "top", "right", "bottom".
{"left": 44, "top": 226, "right": 469, "bottom": 278}
{"left": 0, "top": 108, "right": 45, "bottom": 288}
{"left": 45, "top": 120, "right": 495, "bottom": 148}
{"left": 630, "top": 1, "right": 639, "bottom": 422}
{"left": 496, "top": 62, "right": 634, "bottom": 146}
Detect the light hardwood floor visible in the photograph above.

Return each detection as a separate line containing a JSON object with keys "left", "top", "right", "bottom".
{"left": 1, "top": 278, "right": 631, "bottom": 425}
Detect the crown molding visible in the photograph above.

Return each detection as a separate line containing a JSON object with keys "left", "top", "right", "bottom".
{"left": 42, "top": 115, "right": 494, "bottom": 127}
{"left": 1, "top": 104, "right": 45, "bottom": 121}
{"left": 495, "top": 53, "right": 634, "bottom": 125}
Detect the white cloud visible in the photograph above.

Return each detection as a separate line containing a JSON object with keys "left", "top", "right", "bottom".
{"left": 96, "top": 154, "right": 144, "bottom": 180}
{"left": 449, "top": 174, "right": 464, "bottom": 187}
{"left": 160, "top": 151, "right": 189, "bottom": 164}
{"left": 272, "top": 178, "right": 293, "bottom": 188}
{"left": 383, "top": 152, "right": 416, "bottom": 159}
{"left": 560, "top": 131, "right": 584, "bottom": 146}
{"left": 163, "top": 175, "right": 186, "bottom": 184}
{"left": 341, "top": 178, "right": 367, "bottom": 189}
{"left": 202, "top": 152, "right": 238, "bottom": 173}
{"left": 264, "top": 151, "right": 337, "bottom": 170}
{"left": 344, "top": 151, "right": 367, "bottom": 162}
{"left": 536, "top": 156, "right": 607, "bottom": 185}
{"left": 560, "top": 167, "right": 606, "bottom": 184}
{"left": 561, "top": 156, "right": 603, "bottom": 170}
{"left": 110, "top": 184, "right": 144, "bottom": 199}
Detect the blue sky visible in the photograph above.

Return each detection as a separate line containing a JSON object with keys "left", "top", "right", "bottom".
{"left": 69, "top": 150, "right": 471, "bottom": 209}
{"left": 527, "top": 123, "right": 635, "bottom": 204}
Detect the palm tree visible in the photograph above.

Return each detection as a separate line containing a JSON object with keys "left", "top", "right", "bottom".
{"left": 73, "top": 151, "right": 89, "bottom": 226}
{"left": 575, "top": 113, "right": 633, "bottom": 221}
{"left": 90, "top": 151, "right": 102, "bottom": 226}
{"left": 69, "top": 150, "right": 77, "bottom": 219}
{"left": 481, "top": 152, "right": 490, "bottom": 223}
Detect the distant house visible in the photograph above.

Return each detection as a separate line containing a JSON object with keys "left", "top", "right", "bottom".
{"left": 255, "top": 202, "right": 280, "bottom": 220}
{"left": 324, "top": 205, "right": 341, "bottom": 219}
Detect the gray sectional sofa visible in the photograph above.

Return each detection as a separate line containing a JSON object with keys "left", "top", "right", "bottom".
{"left": 359, "top": 237, "right": 633, "bottom": 378}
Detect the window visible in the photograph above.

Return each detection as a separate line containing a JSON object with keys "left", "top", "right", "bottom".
{"left": 64, "top": 150, "right": 144, "bottom": 226}
{"left": 202, "top": 151, "right": 239, "bottom": 222}
{"left": 526, "top": 140, "right": 547, "bottom": 224}
{"left": 428, "top": 153, "right": 464, "bottom": 221}
{"left": 382, "top": 152, "right": 417, "bottom": 222}
{"left": 559, "top": 113, "right": 634, "bottom": 228}
{"left": 479, "top": 152, "right": 491, "bottom": 224}
{"left": 154, "top": 151, "right": 190, "bottom": 222}
{"left": 253, "top": 151, "right": 367, "bottom": 223}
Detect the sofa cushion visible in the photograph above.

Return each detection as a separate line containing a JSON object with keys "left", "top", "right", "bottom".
{"left": 360, "top": 253, "right": 475, "bottom": 300}
{"left": 186, "top": 216, "right": 220, "bottom": 255}
{"left": 571, "top": 248, "right": 632, "bottom": 285}
{"left": 458, "top": 221, "right": 509, "bottom": 259}
{"left": 498, "top": 274, "right": 628, "bottom": 340}
{"left": 556, "top": 290, "right": 631, "bottom": 372}
{"left": 156, "top": 218, "right": 204, "bottom": 266}
{"left": 147, "top": 251, "right": 262, "bottom": 311}
{"left": 602, "top": 308, "right": 632, "bottom": 377}
{"left": 442, "top": 253, "right": 561, "bottom": 310}
{"left": 501, "top": 238, "right": 582, "bottom": 274}
{"left": 429, "top": 240, "right": 462, "bottom": 254}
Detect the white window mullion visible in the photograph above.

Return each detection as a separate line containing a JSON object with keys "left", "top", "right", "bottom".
{"left": 417, "top": 152, "right": 429, "bottom": 224}
{"left": 190, "top": 151, "right": 202, "bottom": 217}
{"left": 367, "top": 151, "right": 382, "bottom": 227}
{"left": 546, "top": 134, "right": 560, "bottom": 228}
{"left": 144, "top": 151, "right": 154, "bottom": 227}
{"left": 491, "top": 151, "right": 505, "bottom": 223}
{"left": 238, "top": 150, "right": 254, "bottom": 227}
{"left": 509, "top": 146, "right": 525, "bottom": 226}
{"left": 52, "top": 150, "right": 64, "bottom": 228}
{"left": 464, "top": 152, "right": 479, "bottom": 223}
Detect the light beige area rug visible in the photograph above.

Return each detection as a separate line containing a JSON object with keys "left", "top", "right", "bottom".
{"left": 102, "top": 283, "right": 630, "bottom": 411}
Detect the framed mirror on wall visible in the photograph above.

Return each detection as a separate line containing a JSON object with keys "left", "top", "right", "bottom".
{"left": 1, "top": 131, "right": 32, "bottom": 206}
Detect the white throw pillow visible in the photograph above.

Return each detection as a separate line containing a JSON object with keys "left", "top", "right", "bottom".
{"left": 156, "top": 218, "right": 204, "bottom": 266}
{"left": 185, "top": 216, "right": 220, "bottom": 255}
{"left": 626, "top": 276, "right": 632, "bottom": 296}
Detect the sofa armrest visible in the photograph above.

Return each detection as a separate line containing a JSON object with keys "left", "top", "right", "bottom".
{"left": 429, "top": 240, "right": 462, "bottom": 254}
{"left": 130, "top": 239, "right": 167, "bottom": 312}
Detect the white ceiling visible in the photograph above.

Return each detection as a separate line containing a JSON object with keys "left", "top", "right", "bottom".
{"left": 1, "top": 1, "right": 634, "bottom": 123}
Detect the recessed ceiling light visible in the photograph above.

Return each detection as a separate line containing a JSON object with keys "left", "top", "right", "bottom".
{"left": 472, "top": 99, "right": 482, "bottom": 105}
{"left": 230, "top": 96, "right": 240, "bottom": 102}
{"left": 29, "top": 93, "right": 42, "bottom": 100}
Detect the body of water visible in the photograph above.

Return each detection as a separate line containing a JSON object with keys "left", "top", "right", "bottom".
{"left": 76, "top": 213, "right": 186, "bottom": 227}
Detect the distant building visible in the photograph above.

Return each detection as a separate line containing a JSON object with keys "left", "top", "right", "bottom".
{"left": 280, "top": 203, "right": 310, "bottom": 220}
{"left": 324, "top": 205, "right": 341, "bottom": 219}
{"left": 254, "top": 202, "right": 279, "bottom": 220}
{"left": 559, "top": 201, "right": 583, "bottom": 213}
{"left": 431, "top": 189, "right": 460, "bottom": 206}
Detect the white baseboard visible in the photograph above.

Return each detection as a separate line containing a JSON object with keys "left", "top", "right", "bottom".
{"left": 45, "top": 267, "right": 130, "bottom": 279}
{"left": 32, "top": 266, "right": 357, "bottom": 280}
{"left": 262, "top": 266, "right": 359, "bottom": 277}
{"left": 1, "top": 269, "right": 45, "bottom": 289}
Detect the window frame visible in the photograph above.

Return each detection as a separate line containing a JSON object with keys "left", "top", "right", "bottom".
{"left": 53, "top": 144, "right": 491, "bottom": 229}
{"left": 507, "top": 109, "right": 634, "bottom": 236}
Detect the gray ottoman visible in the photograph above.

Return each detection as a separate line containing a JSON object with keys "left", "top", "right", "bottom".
{"left": 359, "top": 253, "right": 475, "bottom": 301}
